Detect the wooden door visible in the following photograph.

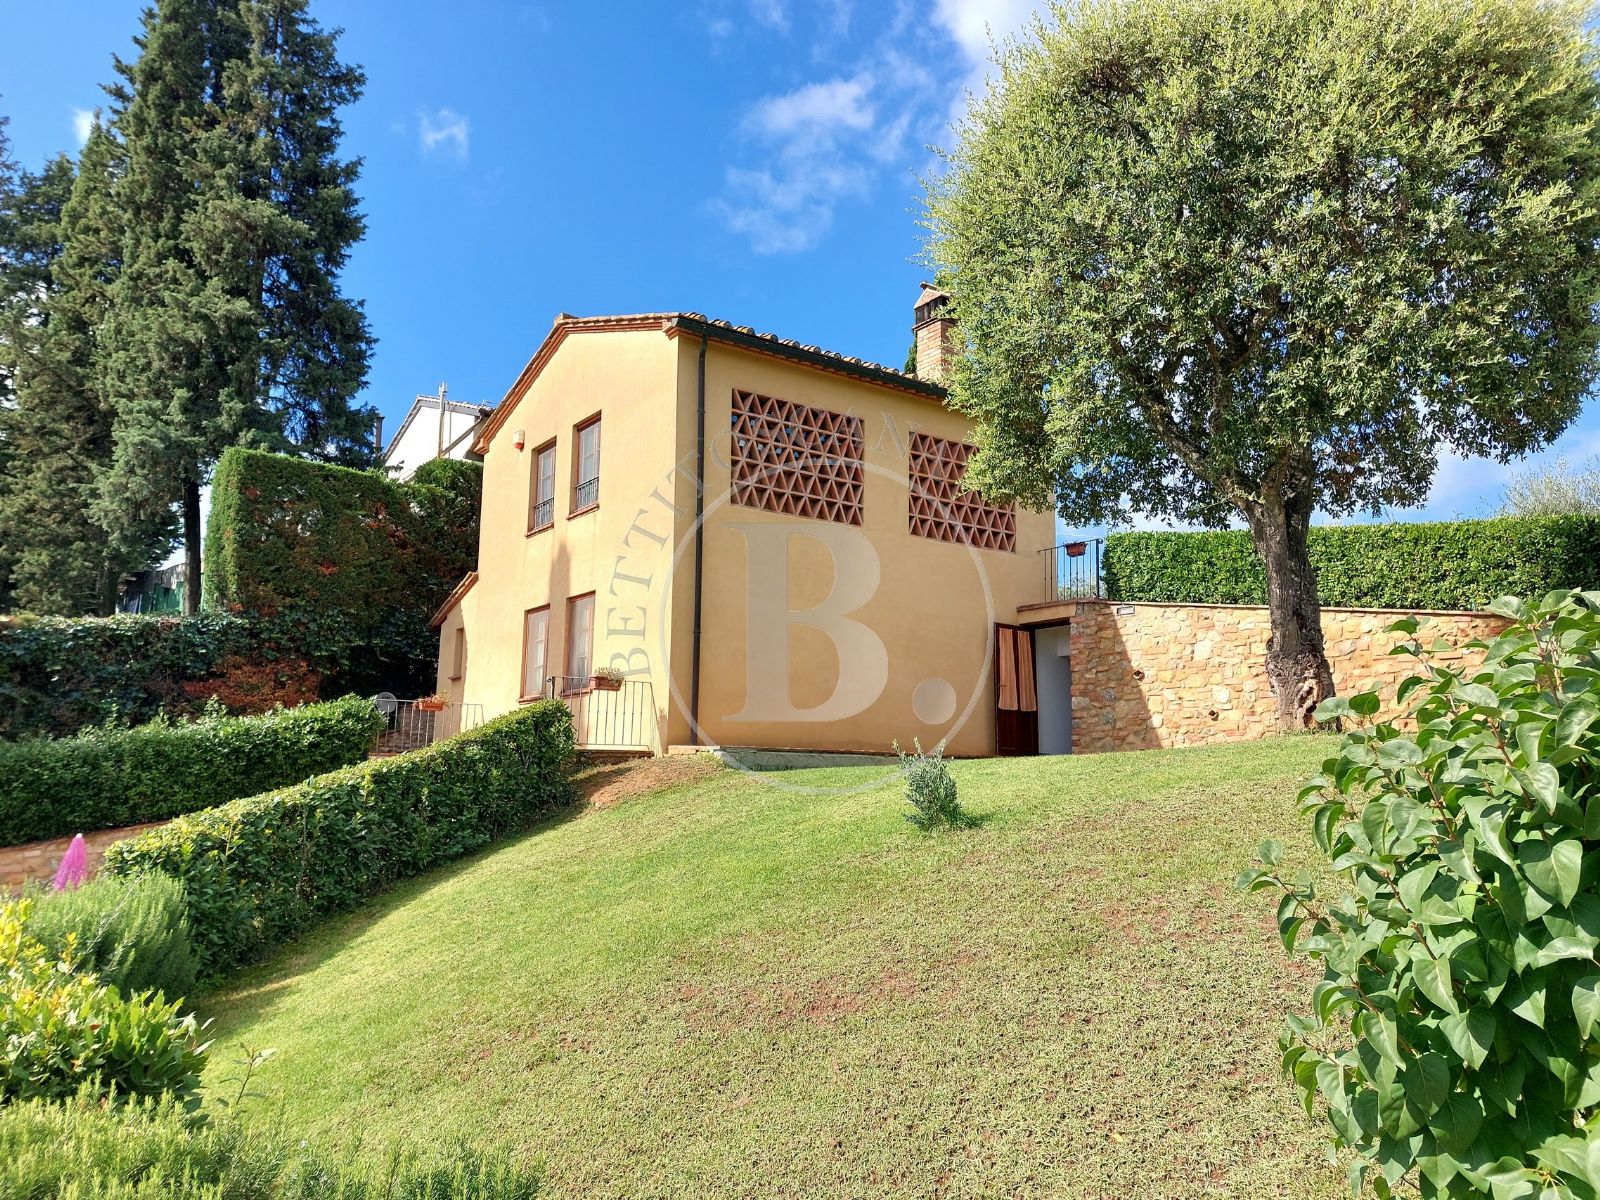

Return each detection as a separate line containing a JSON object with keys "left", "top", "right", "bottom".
{"left": 995, "top": 624, "right": 1039, "bottom": 756}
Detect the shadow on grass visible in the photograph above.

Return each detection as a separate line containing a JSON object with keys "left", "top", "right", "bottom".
{"left": 196, "top": 797, "right": 590, "bottom": 1035}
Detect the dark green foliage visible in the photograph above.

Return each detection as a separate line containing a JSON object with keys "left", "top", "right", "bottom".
{"left": 927, "top": 0, "right": 1600, "bottom": 725}
{"left": 894, "top": 739, "right": 972, "bottom": 830}
{"left": 1104, "top": 518, "right": 1600, "bottom": 610}
{"left": 0, "top": 1091, "right": 542, "bottom": 1199}
{"left": 1241, "top": 590, "right": 1600, "bottom": 1197}
{"left": 0, "top": 123, "right": 174, "bottom": 616}
{"left": 0, "top": 695, "right": 382, "bottom": 846}
{"left": 204, "top": 447, "right": 480, "bottom": 693}
{"left": 0, "top": 611, "right": 300, "bottom": 738}
{"left": 22, "top": 873, "right": 199, "bottom": 1003}
{"left": 104, "top": 702, "right": 576, "bottom": 974}
{"left": 1, "top": 898, "right": 210, "bottom": 1107}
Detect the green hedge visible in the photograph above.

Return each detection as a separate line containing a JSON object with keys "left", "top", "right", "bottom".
{"left": 103, "top": 701, "right": 575, "bottom": 974}
{"left": 1102, "top": 516, "right": 1600, "bottom": 610}
{"left": 204, "top": 448, "right": 480, "bottom": 695}
{"left": 0, "top": 696, "right": 383, "bottom": 846}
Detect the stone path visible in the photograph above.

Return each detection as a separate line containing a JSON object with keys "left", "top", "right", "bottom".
{"left": 0, "top": 822, "right": 167, "bottom": 892}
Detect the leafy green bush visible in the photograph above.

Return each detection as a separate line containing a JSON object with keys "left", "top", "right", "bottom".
{"left": 0, "top": 898, "right": 210, "bottom": 1106}
{"left": 0, "top": 1089, "right": 541, "bottom": 1199}
{"left": 1241, "top": 590, "right": 1600, "bottom": 1197}
{"left": 204, "top": 448, "right": 479, "bottom": 696}
{"left": 104, "top": 701, "right": 576, "bottom": 974}
{"left": 894, "top": 740, "right": 972, "bottom": 830}
{"left": 0, "top": 695, "right": 384, "bottom": 845}
{"left": 1104, "top": 517, "right": 1600, "bottom": 610}
{"left": 21, "top": 873, "right": 198, "bottom": 1002}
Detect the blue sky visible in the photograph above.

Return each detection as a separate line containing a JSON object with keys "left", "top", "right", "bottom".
{"left": 2, "top": 0, "right": 1596, "bottom": 531}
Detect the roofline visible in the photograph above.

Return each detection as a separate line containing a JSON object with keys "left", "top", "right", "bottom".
{"left": 662, "top": 316, "right": 947, "bottom": 400}
{"left": 428, "top": 571, "right": 478, "bottom": 628}
{"left": 472, "top": 313, "right": 947, "bottom": 456}
{"left": 383, "top": 394, "right": 494, "bottom": 462}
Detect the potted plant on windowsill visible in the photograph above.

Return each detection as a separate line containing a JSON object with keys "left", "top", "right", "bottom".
{"left": 417, "top": 692, "right": 448, "bottom": 712}
{"left": 590, "top": 666, "right": 625, "bottom": 692}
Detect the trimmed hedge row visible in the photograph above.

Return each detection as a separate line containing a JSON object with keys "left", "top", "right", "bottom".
{"left": 0, "top": 696, "right": 384, "bottom": 846}
{"left": 203, "top": 448, "right": 480, "bottom": 696}
{"left": 1102, "top": 516, "right": 1600, "bottom": 610}
{"left": 103, "top": 701, "right": 575, "bottom": 974}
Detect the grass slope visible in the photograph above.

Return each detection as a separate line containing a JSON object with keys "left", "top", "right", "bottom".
{"left": 203, "top": 739, "right": 1342, "bottom": 1199}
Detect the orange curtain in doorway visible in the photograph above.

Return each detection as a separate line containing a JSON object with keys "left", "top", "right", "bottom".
{"left": 997, "top": 627, "right": 1019, "bottom": 711}
{"left": 1016, "top": 629, "right": 1037, "bottom": 713}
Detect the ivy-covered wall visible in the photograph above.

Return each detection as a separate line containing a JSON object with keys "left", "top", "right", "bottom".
{"left": 1102, "top": 517, "right": 1600, "bottom": 610}
{"left": 204, "top": 448, "right": 480, "bottom": 696}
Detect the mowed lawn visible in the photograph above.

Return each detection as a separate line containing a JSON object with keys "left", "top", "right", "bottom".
{"left": 201, "top": 738, "right": 1345, "bottom": 1199}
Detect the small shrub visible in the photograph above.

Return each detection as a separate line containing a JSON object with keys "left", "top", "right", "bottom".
{"left": 22, "top": 873, "right": 199, "bottom": 1002}
{"left": 0, "top": 694, "right": 385, "bottom": 846}
{"left": 0, "top": 1088, "right": 541, "bottom": 1199}
{"left": 1240, "top": 589, "right": 1600, "bottom": 1197}
{"left": 104, "top": 701, "right": 577, "bottom": 974}
{"left": 895, "top": 739, "right": 971, "bottom": 830}
{"left": 0, "top": 898, "right": 210, "bottom": 1106}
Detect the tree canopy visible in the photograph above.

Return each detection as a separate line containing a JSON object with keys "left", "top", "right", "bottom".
{"left": 927, "top": 0, "right": 1600, "bottom": 725}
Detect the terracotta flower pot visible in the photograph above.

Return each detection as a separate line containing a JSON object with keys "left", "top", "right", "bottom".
{"left": 417, "top": 697, "right": 446, "bottom": 712}
{"left": 1064, "top": 541, "right": 1088, "bottom": 558}
{"left": 591, "top": 675, "right": 622, "bottom": 692}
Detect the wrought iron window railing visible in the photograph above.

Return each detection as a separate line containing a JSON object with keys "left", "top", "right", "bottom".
{"left": 573, "top": 476, "right": 599, "bottom": 511}
{"left": 530, "top": 496, "right": 554, "bottom": 530}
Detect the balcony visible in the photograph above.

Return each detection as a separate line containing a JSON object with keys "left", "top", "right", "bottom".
{"left": 545, "top": 674, "right": 658, "bottom": 753}
{"left": 1039, "top": 538, "right": 1104, "bottom": 603}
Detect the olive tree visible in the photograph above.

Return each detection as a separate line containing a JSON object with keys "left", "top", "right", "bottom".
{"left": 926, "top": 0, "right": 1600, "bottom": 729}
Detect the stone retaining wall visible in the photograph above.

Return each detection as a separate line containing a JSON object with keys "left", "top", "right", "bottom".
{"left": 1063, "top": 601, "right": 1509, "bottom": 753}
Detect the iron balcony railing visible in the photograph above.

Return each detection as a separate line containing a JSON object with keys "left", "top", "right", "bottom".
{"left": 1040, "top": 538, "right": 1104, "bottom": 602}
{"left": 372, "top": 697, "right": 485, "bottom": 755}
{"left": 547, "top": 674, "right": 657, "bottom": 752}
{"left": 573, "top": 476, "right": 599, "bottom": 511}
{"left": 530, "top": 495, "right": 554, "bottom": 530}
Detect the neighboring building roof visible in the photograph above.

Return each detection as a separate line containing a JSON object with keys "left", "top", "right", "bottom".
{"left": 429, "top": 571, "right": 478, "bottom": 628}
{"left": 473, "top": 312, "right": 948, "bottom": 456}
{"left": 383, "top": 394, "right": 495, "bottom": 464}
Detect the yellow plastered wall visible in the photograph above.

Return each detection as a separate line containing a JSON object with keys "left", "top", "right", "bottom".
{"left": 436, "top": 326, "right": 689, "bottom": 749}
{"left": 440, "top": 325, "right": 1057, "bottom": 757}
{"left": 690, "top": 341, "right": 1054, "bottom": 757}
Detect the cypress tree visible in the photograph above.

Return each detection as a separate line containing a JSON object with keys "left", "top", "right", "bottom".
{"left": 98, "top": 0, "right": 373, "bottom": 614}
{"left": 0, "top": 122, "right": 173, "bottom": 614}
{"left": 0, "top": 141, "right": 79, "bottom": 611}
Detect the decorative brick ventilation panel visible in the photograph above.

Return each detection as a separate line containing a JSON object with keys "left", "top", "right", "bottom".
{"left": 730, "top": 389, "right": 864, "bottom": 526}
{"left": 908, "top": 432, "right": 1016, "bottom": 551}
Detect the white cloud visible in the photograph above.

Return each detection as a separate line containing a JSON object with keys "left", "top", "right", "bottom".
{"left": 418, "top": 108, "right": 470, "bottom": 159}
{"left": 744, "top": 75, "right": 875, "bottom": 140}
{"left": 932, "top": 0, "right": 1041, "bottom": 65}
{"left": 712, "top": 1, "right": 1050, "bottom": 253}
{"left": 717, "top": 74, "right": 883, "bottom": 254}
{"left": 71, "top": 109, "right": 95, "bottom": 147}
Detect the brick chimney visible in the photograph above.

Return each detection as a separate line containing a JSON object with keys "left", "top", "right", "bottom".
{"left": 912, "top": 282, "right": 956, "bottom": 384}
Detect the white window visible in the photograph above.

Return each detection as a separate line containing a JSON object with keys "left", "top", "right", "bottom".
{"left": 573, "top": 416, "right": 601, "bottom": 511}
{"left": 566, "top": 593, "right": 594, "bottom": 680}
{"left": 529, "top": 441, "right": 556, "bottom": 531}
{"left": 521, "top": 607, "right": 549, "bottom": 699}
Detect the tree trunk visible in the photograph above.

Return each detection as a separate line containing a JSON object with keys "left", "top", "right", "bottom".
{"left": 1244, "top": 492, "right": 1335, "bottom": 730}
{"left": 183, "top": 478, "right": 202, "bottom": 616}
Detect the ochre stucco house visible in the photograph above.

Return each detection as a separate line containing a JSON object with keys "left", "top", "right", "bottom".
{"left": 430, "top": 287, "right": 1079, "bottom": 758}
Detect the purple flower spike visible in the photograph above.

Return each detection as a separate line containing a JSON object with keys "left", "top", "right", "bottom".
{"left": 53, "top": 834, "right": 90, "bottom": 891}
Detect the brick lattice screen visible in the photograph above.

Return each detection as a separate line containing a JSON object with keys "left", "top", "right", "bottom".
{"left": 907, "top": 432, "right": 1016, "bottom": 551}
{"left": 730, "top": 389, "right": 864, "bottom": 525}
